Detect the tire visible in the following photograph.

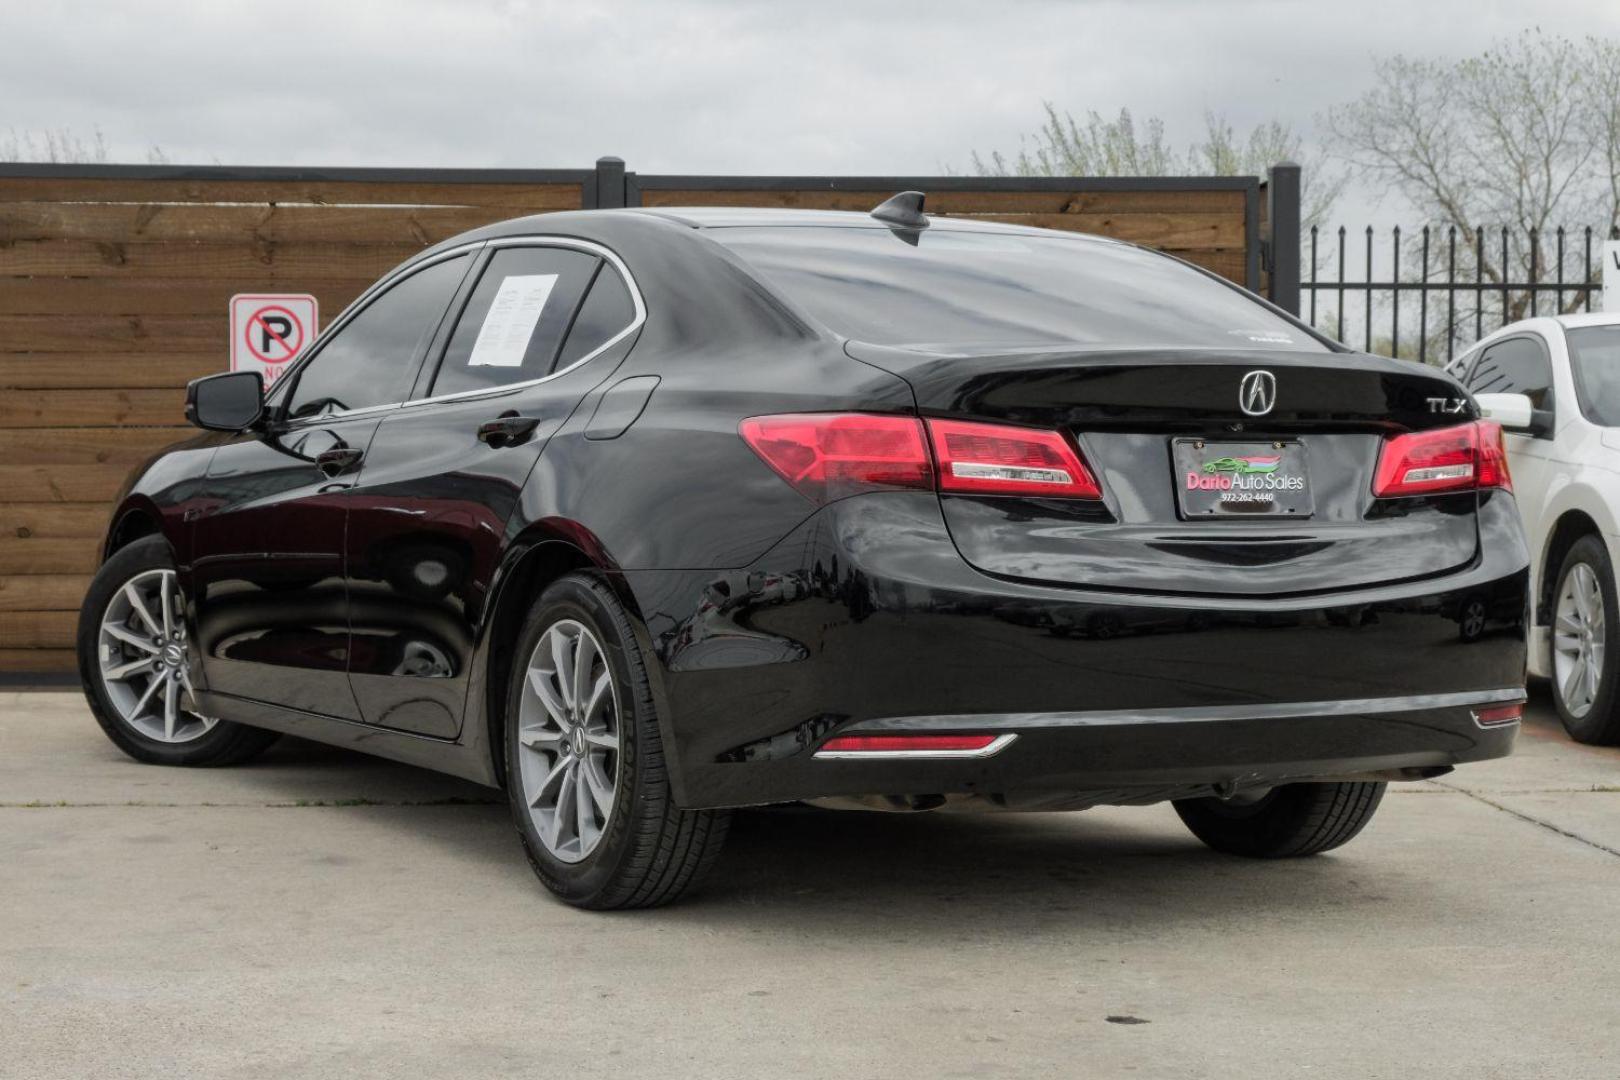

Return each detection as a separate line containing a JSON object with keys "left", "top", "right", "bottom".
{"left": 1173, "top": 781, "right": 1387, "bottom": 858}
{"left": 77, "top": 535, "right": 281, "bottom": 767}
{"left": 1549, "top": 535, "right": 1620, "bottom": 745}
{"left": 505, "top": 572, "right": 729, "bottom": 909}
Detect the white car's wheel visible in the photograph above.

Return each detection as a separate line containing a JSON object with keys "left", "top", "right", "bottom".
{"left": 1550, "top": 536, "right": 1620, "bottom": 745}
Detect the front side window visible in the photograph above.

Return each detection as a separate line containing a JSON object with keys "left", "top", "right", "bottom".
{"left": 429, "top": 246, "right": 600, "bottom": 398}
{"left": 1566, "top": 324, "right": 1620, "bottom": 426}
{"left": 1466, "top": 336, "right": 1555, "bottom": 411}
{"left": 285, "top": 255, "right": 469, "bottom": 420}
{"left": 707, "top": 226, "right": 1329, "bottom": 351}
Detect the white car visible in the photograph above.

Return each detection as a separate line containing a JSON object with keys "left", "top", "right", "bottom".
{"left": 1454, "top": 313, "right": 1620, "bottom": 744}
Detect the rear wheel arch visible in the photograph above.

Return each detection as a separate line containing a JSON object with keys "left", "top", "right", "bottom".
{"left": 482, "top": 534, "right": 654, "bottom": 788}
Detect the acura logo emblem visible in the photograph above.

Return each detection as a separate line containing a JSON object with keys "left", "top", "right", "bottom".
{"left": 1239, "top": 370, "right": 1277, "bottom": 416}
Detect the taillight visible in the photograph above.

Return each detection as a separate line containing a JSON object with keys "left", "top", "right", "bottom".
{"left": 1372, "top": 420, "right": 1512, "bottom": 497}
{"left": 740, "top": 413, "right": 1105, "bottom": 503}
{"left": 926, "top": 418, "right": 1102, "bottom": 499}
{"left": 739, "top": 413, "right": 933, "bottom": 504}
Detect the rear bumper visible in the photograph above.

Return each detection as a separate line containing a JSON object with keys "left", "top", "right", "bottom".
{"left": 624, "top": 492, "right": 1529, "bottom": 810}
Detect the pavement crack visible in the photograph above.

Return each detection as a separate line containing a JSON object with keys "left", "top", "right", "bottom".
{"left": 1433, "top": 780, "right": 1620, "bottom": 859}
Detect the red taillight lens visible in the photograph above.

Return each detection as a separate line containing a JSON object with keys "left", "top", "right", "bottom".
{"left": 739, "top": 413, "right": 933, "bottom": 504}
{"left": 817, "top": 733, "right": 1003, "bottom": 754}
{"left": 1372, "top": 420, "right": 1512, "bottom": 498}
{"left": 926, "top": 418, "right": 1102, "bottom": 499}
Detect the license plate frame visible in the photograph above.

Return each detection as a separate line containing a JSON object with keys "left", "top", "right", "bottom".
{"left": 1172, "top": 439, "right": 1314, "bottom": 519}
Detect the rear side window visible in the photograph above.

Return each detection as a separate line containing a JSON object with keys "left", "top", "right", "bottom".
{"left": 707, "top": 226, "right": 1326, "bottom": 351}
{"left": 1466, "top": 336, "right": 1555, "bottom": 410}
{"left": 430, "top": 246, "right": 598, "bottom": 398}
{"left": 556, "top": 265, "right": 636, "bottom": 370}
{"left": 286, "top": 254, "right": 469, "bottom": 420}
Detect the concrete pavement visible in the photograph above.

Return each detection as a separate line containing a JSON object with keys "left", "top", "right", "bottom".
{"left": 2, "top": 688, "right": 1617, "bottom": 1079}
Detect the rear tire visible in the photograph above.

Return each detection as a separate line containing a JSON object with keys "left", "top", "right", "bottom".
{"left": 1549, "top": 535, "right": 1620, "bottom": 745}
{"left": 1173, "top": 781, "right": 1386, "bottom": 858}
{"left": 77, "top": 535, "right": 281, "bottom": 767}
{"left": 505, "top": 572, "right": 729, "bottom": 909}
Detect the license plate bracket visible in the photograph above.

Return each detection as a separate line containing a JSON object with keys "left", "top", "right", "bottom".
{"left": 1172, "top": 439, "right": 1313, "bottom": 518}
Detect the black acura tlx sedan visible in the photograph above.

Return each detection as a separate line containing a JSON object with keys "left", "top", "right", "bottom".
{"left": 78, "top": 194, "right": 1528, "bottom": 908}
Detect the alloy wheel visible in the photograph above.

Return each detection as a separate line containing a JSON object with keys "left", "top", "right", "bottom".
{"left": 96, "top": 568, "right": 218, "bottom": 743}
{"left": 1553, "top": 562, "right": 1606, "bottom": 718}
{"left": 516, "top": 619, "right": 622, "bottom": 863}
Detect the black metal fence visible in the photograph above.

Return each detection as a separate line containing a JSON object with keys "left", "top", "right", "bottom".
{"left": 1304, "top": 223, "right": 1612, "bottom": 366}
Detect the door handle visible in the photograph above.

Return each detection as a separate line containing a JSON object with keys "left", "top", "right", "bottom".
{"left": 315, "top": 446, "right": 364, "bottom": 478}
{"left": 477, "top": 413, "right": 542, "bottom": 448}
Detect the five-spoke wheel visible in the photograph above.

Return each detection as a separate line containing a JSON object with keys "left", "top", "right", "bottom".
{"left": 95, "top": 568, "right": 217, "bottom": 743}
{"left": 516, "top": 618, "right": 621, "bottom": 862}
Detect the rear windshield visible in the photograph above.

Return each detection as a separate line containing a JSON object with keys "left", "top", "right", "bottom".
{"left": 1567, "top": 324, "right": 1620, "bottom": 426}
{"left": 708, "top": 225, "right": 1325, "bottom": 351}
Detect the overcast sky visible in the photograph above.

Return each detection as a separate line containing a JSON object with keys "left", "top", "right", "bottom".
{"left": 7, "top": 0, "right": 1620, "bottom": 224}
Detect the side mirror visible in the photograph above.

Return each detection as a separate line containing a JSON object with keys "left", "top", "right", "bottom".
{"left": 186, "top": 371, "right": 265, "bottom": 431}
{"left": 1474, "top": 392, "right": 1533, "bottom": 430}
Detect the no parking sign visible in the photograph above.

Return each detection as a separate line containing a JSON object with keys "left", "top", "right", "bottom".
{"left": 229, "top": 293, "right": 318, "bottom": 387}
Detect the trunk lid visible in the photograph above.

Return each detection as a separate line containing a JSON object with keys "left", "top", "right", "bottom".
{"left": 847, "top": 342, "right": 1480, "bottom": 598}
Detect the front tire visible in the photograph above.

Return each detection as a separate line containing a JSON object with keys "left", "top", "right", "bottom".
{"left": 1549, "top": 535, "right": 1620, "bottom": 745}
{"left": 77, "top": 535, "right": 281, "bottom": 766}
{"left": 1173, "top": 782, "right": 1387, "bottom": 857}
{"left": 505, "top": 572, "right": 729, "bottom": 909}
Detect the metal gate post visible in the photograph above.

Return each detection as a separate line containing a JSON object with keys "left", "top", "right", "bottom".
{"left": 1266, "top": 161, "right": 1303, "bottom": 316}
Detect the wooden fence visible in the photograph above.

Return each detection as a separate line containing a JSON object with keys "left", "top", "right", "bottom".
{"left": 0, "top": 157, "right": 1292, "bottom": 676}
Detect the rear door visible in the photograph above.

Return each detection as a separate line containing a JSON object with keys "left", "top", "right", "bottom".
{"left": 343, "top": 240, "right": 641, "bottom": 737}
{"left": 190, "top": 251, "right": 472, "bottom": 718}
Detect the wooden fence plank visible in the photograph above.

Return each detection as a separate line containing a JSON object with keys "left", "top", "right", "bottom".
{"left": 2, "top": 503, "right": 110, "bottom": 539}
{"left": 0, "top": 574, "right": 90, "bottom": 611}
{"left": 0, "top": 464, "right": 136, "bottom": 501}
{"left": 0, "top": 390, "right": 184, "bottom": 428}
{"left": 638, "top": 188, "right": 1247, "bottom": 214}
{"left": 966, "top": 212, "right": 1244, "bottom": 249}
{"left": 0, "top": 427, "right": 191, "bottom": 466}
{"left": 0, "top": 648, "right": 75, "bottom": 673}
{"left": 0, "top": 278, "right": 368, "bottom": 316}
{"left": 0, "top": 611, "right": 77, "bottom": 648}
{"left": 1176, "top": 250, "right": 1246, "bottom": 283}
{"left": 0, "top": 315, "right": 226, "bottom": 353}
{"left": 0, "top": 177, "right": 585, "bottom": 209}
{"left": 0, "top": 537, "right": 101, "bottom": 574}
{"left": 0, "top": 240, "right": 424, "bottom": 280}
{"left": 0, "top": 203, "right": 519, "bottom": 245}
{"left": 0, "top": 354, "right": 224, "bottom": 389}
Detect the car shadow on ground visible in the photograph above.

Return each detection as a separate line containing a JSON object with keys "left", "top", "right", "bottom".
{"left": 237, "top": 736, "right": 1431, "bottom": 930}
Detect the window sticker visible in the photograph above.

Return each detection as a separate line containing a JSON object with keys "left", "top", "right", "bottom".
{"left": 467, "top": 274, "right": 559, "bottom": 367}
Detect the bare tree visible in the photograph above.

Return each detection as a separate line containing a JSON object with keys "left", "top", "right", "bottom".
{"left": 1325, "top": 30, "right": 1620, "bottom": 318}
{"left": 0, "top": 127, "right": 110, "bottom": 163}
{"left": 972, "top": 104, "right": 1344, "bottom": 225}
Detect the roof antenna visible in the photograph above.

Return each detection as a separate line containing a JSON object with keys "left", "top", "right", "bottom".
{"left": 870, "top": 191, "right": 929, "bottom": 231}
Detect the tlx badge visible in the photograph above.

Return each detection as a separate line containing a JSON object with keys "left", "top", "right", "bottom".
{"left": 1239, "top": 370, "right": 1277, "bottom": 416}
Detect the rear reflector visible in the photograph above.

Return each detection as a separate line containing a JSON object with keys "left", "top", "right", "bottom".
{"left": 1472, "top": 703, "right": 1523, "bottom": 727}
{"left": 814, "top": 732, "right": 1017, "bottom": 758}
{"left": 927, "top": 418, "right": 1102, "bottom": 499}
{"left": 739, "top": 413, "right": 933, "bottom": 505}
{"left": 1372, "top": 420, "right": 1513, "bottom": 497}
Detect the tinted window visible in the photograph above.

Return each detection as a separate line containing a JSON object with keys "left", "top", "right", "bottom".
{"left": 430, "top": 247, "right": 598, "bottom": 398}
{"left": 556, "top": 264, "right": 636, "bottom": 369}
{"left": 708, "top": 226, "right": 1326, "bottom": 351}
{"left": 286, "top": 255, "right": 468, "bottom": 420}
{"left": 1566, "top": 324, "right": 1620, "bottom": 426}
{"left": 1466, "top": 337, "right": 1554, "bottom": 409}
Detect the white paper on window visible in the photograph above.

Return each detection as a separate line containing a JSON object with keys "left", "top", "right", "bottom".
{"left": 467, "top": 274, "right": 558, "bottom": 367}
